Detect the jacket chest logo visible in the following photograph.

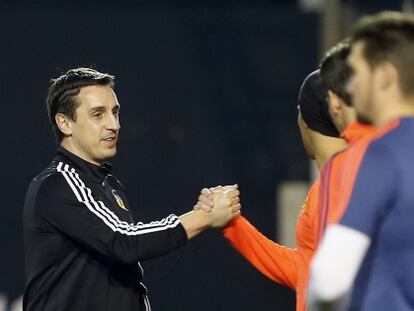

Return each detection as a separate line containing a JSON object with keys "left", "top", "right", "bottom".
{"left": 111, "top": 189, "right": 128, "bottom": 211}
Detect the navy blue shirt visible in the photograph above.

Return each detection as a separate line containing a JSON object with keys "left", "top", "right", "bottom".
{"left": 340, "top": 118, "right": 414, "bottom": 310}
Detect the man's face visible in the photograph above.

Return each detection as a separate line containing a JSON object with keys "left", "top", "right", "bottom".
{"left": 347, "top": 41, "right": 375, "bottom": 123}
{"left": 68, "top": 85, "right": 121, "bottom": 165}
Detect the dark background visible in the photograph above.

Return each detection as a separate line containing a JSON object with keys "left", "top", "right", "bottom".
{"left": 0, "top": 0, "right": 403, "bottom": 310}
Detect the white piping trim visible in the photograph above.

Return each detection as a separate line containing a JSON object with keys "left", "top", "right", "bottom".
{"left": 56, "top": 162, "right": 181, "bottom": 236}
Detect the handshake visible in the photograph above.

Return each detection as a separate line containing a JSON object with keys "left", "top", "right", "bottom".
{"left": 193, "top": 185, "right": 241, "bottom": 228}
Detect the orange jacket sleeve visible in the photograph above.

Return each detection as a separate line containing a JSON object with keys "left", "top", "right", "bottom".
{"left": 223, "top": 216, "right": 297, "bottom": 289}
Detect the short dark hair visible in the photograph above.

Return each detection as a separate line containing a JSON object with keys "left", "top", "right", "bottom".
{"left": 351, "top": 11, "right": 414, "bottom": 97}
{"left": 46, "top": 67, "right": 115, "bottom": 142}
{"left": 320, "top": 39, "right": 352, "bottom": 106}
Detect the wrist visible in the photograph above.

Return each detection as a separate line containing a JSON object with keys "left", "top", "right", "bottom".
{"left": 179, "top": 210, "right": 212, "bottom": 240}
{"left": 194, "top": 209, "right": 213, "bottom": 228}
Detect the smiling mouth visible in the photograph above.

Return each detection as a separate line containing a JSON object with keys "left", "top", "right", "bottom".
{"left": 102, "top": 137, "right": 117, "bottom": 142}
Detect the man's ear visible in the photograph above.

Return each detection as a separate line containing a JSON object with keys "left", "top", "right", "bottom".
{"left": 327, "top": 90, "right": 342, "bottom": 115}
{"left": 374, "top": 60, "right": 398, "bottom": 91}
{"left": 55, "top": 113, "right": 73, "bottom": 137}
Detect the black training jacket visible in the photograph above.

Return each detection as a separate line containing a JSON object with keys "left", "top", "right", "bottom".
{"left": 23, "top": 147, "right": 187, "bottom": 311}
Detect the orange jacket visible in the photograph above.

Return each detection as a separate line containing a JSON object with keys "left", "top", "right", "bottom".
{"left": 222, "top": 122, "right": 373, "bottom": 311}
{"left": 319, "top": 121, "right": 399, "bottom": 231}
{"left": 317, "top": 122, "right": 374, "bottom": 239}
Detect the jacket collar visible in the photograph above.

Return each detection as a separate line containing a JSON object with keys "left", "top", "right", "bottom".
{"left": 56, "top": 146, "right": 112, "bottom": 183}
{"left": 340, "top": 122, "right": 374, "bottom": 144}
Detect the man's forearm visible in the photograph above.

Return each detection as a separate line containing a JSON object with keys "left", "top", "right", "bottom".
{"left": 179, "top": 210, "right": 211, "bottom": 240}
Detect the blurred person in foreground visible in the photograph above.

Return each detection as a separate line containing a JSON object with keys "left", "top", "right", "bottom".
{"left": 309, "top": 11, "right": 414, "bottom": 311}
{"left": 316, "top": 39, "right": 375, "bottom": 311}
{"left": 22, "top": 67, "right": 240, "bottom": 311}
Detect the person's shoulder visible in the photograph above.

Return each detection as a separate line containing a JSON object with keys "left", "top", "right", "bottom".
{"left": 25, "top": 161, "right": 76, "bottom": 216}
{"left": 371, "top": 118, "right": 414, "bottom": 152}
{"left": 32, "top": 161, "right": 73, "bottom": 199}
{"left": 33, "top": 160, "right": 59, "bottom": 183}
{"left": 344, "top": 122, "right": 397, "bottom": 160}
{"left": 363, "top": 121, "right": 405, "bottom": 158}
{"left": 354, "top": 134, "right": 398, "bottom": 177}
{"left": 363, "top": 119, "right": 403, "bottom": 150}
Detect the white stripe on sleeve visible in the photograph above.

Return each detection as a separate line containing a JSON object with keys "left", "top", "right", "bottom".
{"left": 56, "top": 162, "right": 181, "bottom": 236}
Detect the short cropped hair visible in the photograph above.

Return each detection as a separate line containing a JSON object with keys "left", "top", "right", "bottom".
{"left": 320, "top": 39, "right": 352, "bottom": 106}
{"left": 46, "top": 67, "right": 115, "bottom": 142}
{"left": 351, "top": 11, "right": 414, "bottom": 97}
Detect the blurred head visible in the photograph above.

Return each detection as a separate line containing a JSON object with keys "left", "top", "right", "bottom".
{"left": 297, "top": 71, "right": 346, "bottom": 164}
{"left": 347, "top": 11, "right": 414, "bottom": 123}
{"left": 47, "top": 68, "right": 120, "bottom": 165}
{"left": 320, "top": 39, "right": 365, "bottom": 131}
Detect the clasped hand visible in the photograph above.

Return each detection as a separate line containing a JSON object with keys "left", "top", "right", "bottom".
{"left": 193, "top": 185, "right": 241, "bottom": 227}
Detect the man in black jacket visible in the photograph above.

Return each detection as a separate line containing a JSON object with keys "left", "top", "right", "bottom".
{"left": 23, "top": 67, "right": 240, "bottom": 311}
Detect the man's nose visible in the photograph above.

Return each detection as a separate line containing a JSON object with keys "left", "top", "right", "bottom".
{"left": 106, "top": 113, "right": 121, "bottom": 131}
